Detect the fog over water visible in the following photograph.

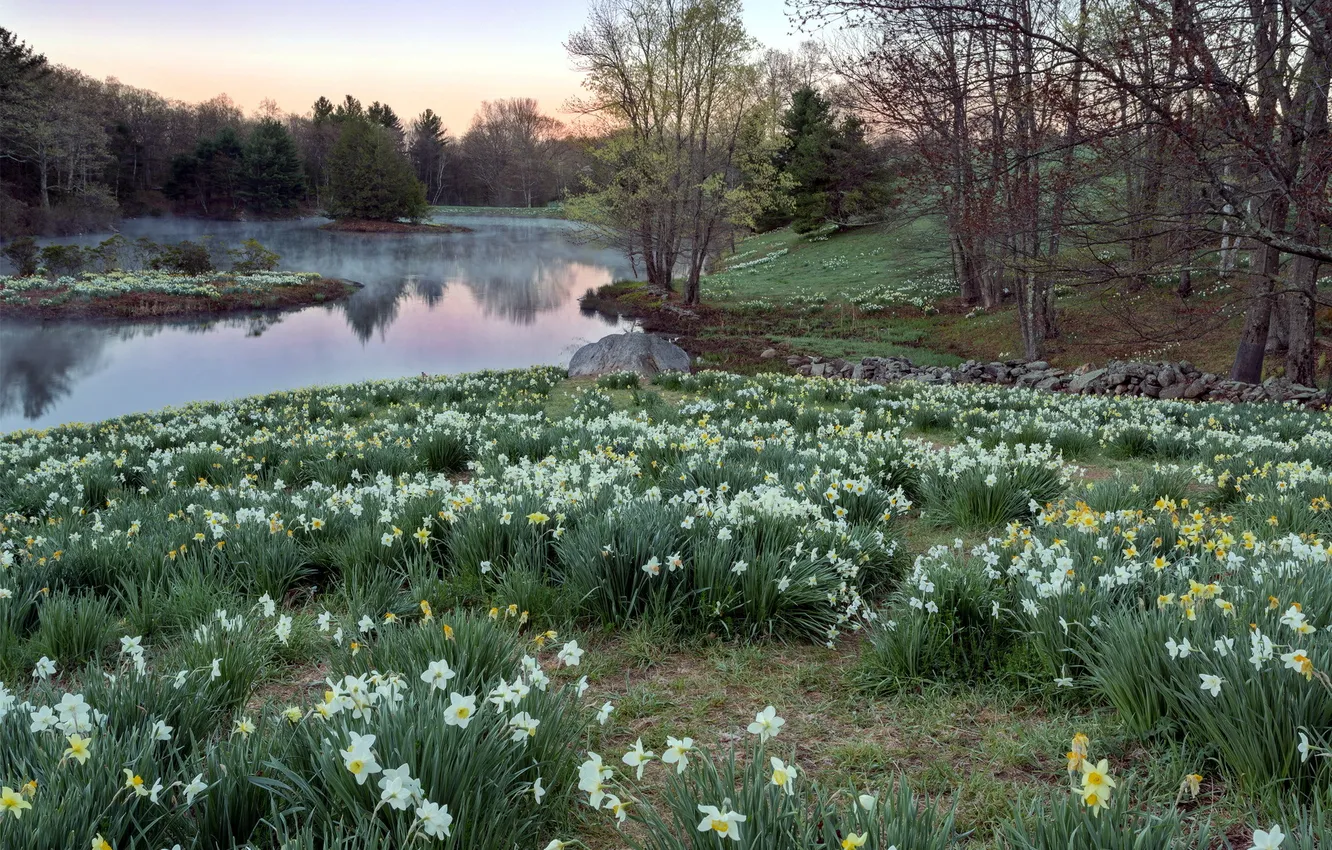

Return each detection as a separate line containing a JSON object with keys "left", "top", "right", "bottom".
{"left": 0, "top": 215, "right": 633, "bottom": 432}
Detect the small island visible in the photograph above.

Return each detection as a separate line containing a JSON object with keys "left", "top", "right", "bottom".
{"left": 316, "top": 116, "right": 474, "bottom": 236}
{"left": 320, "top": 219, "right": 472, "bottom": 234}
{"left": 0, "top": 269, "right": 358, "bottom": 320}
{"left": 0, "top": 235, "right": 358, "bottom": 320}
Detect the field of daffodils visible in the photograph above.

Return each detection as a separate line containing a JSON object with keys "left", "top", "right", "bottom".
{"left": 1, "top": 366, "right": 1329, "bottom": 849}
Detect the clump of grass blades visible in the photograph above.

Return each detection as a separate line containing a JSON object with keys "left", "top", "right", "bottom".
{"left": 596, "top": 371, "right": 641, "bottom": 390}
{"left": 919, "top": 464, "right": 1063, "bottom": 530}
{"left": 31, "top": 591, "right": 119, "bottom": 667}
{"left": 623, "top": 737, "right": 957, "bottom": 850}
{"left": 1003, "top": 778, "right": 1211, "bottom": 850}
{"left": 859, "top": 559, "right": 1007, "bottom": 689}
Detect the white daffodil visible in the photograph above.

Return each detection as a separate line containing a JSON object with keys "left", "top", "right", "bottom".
{"left": 747, "top": 705, "right": 785, "bottom": 741}
{"left": 621, "top": 738, "right": 656, "bottom": 779}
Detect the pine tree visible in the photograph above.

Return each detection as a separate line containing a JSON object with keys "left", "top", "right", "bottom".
{"left": 164, "top": 127, "right": 245, "bottom": 216}
{"left": 326, "top": 118, "right": 427, "bottom": 222}
{"left": 241, "top": 118, "right": 306, "bottom": 214}
{"left": 367, "top": 101, "right": 402, "bottom": 134}
{"left": 334, "top": 95, "right": 363, "bottom": 122}
{"left": 780, "top": 87, "right": 838, "bottom": 233}
{"left": 779, "top": 87, "right": 889, "bottom": 232}
{"left": 311, "top": 96, "right": 335, "bottom": 123}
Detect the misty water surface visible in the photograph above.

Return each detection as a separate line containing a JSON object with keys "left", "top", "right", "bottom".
{"left": 0, "top": 216, "right": 633, "bottom": 432}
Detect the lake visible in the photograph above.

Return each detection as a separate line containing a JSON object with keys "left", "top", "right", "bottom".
{"left": 0, "top": 215, "right": 634, "bottom": 433}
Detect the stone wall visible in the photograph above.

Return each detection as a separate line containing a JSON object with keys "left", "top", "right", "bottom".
{"left": 786, "top": 354, "right": 1329, "bottom": 406}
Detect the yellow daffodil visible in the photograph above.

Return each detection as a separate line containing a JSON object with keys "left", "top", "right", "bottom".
{"left": 0, "top": 786, "right": 31, "bottom": 819}
{"left": 63, "top": 734, "right": 91, "bottom": 765}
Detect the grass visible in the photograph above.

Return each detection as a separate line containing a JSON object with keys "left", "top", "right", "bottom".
{"left": 578, "top": 636, "right": 1127, "bottom": 846}
{"left": 770, "top": 330, "right": 962, "bottom": 366}
{"left": 708, "top": 217, "right": 950, "bottom": 304}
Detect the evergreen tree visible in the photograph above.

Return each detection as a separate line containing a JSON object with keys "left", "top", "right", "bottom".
{"left": 326, "top": 118, "right": 427, "bottom": 221}
{"left": 0, "top": 27, "right": 48, "bottom": 97}
{"left": 241, "top": 118, "right": 306, "bottom": 214}
{"left": 825, "top": 115, "right": 889, "bottom": 225}
{"left": 367, "top": 101, "right": 402, "bottom": 134}
{"left": 334, "top": 95, "right": 363, "bottom": 122}
{"left": 780, "top": 87, "right": 838, "bottom": 233}
{"left": 164, "top": 127, "right": 245, "bottom": 216}
{"left": 311, "top": 96, "right": 334, "bottom": 123}
{"left": 409, "top": 109, "right": 450, "bottom": 203}
{"left": 779, "top": 87, "right": 889, "bottom": 232}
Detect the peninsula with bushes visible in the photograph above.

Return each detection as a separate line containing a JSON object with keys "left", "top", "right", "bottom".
{"left": 0, "top": 235, "right": 356, "bottom": 320}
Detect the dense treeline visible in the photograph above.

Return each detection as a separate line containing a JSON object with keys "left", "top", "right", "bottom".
{"left": 0, "top": 28, "right": 589, "bottom": 235}
{"left": 792, "top": 0, "right": 1332, "bottom": 383}
{"left": 564, "top": 0, "right": 1332, "bottom": 383}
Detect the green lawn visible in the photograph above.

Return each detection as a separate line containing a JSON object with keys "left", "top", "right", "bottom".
{"left": 707, "top": 217, "right": 952, "bottom": 305}
{"left": 677, "top": 218, "right": 966, "bottom": 365}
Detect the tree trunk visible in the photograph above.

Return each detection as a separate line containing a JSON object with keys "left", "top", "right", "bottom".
{"left": 1231, "top": 242, "right": 1280, "bottom": 382}
{"left": 1285, "top": 253, "right": 1320, "bottom": 385}
{"left": 38, "top": 150, "right": 50, "bottom": 210}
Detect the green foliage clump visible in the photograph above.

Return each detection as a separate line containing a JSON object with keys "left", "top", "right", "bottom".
{"left": 38, "top": 244, "right": 84, "bottom": 278}
{"left": 327, "top": 119, "right": 428, "bottom": 222}
{"left": 2, "top": 236, "right": 39, "bottom": 276}
{"left": 241, "top": 118, "right": 307, "bottom": 214}
{"left": 147, "top": 240, "right": 214, "bottom": 275}
{"left": 228, "top": 238, "right": 281, "bottom": 273}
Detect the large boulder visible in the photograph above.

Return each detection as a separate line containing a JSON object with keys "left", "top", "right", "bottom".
{"left": 568, "top": 332, "right": 691, "bottom": 378}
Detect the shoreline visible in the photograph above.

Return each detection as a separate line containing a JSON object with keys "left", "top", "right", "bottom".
{"left": 320, "top": 219, "right": 473, "bottom": 234}
{"left": 580, "top": 282, "right": 847, "bottom": 373}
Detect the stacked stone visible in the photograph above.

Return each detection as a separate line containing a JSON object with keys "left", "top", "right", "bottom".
{"left": 783, "top": 353, "right": 1328, "bottom": 406}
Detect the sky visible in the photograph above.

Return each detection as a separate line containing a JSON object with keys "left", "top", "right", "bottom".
{"left": 5, "top": 0, "right": 806, "bottom": 133}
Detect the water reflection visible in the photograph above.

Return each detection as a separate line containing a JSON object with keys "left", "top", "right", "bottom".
{"left": 0, "top": 217, "right": 632, "bottom": 431}
{"left": 0, "top": 324, "right": 110, "bottom": 420}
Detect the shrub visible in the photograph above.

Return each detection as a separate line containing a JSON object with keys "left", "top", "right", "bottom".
{"left": 149, "top": 240, "right": 214, "bottom": 275}
{"left": 2, "top": 235, "right": 39, "bottom": 276}
{"left": 38, "top": 244, "right": 85, "bottom": 278}
{"left": 228, "top": 238, "right": 281, "bottom": 273}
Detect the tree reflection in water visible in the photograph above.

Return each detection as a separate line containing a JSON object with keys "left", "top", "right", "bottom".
{"left": 0, "top": 216, "right": 633, "bottom": 430}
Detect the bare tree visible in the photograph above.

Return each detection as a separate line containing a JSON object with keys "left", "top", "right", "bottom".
{"left": 566, "top": 0, "right": 770, "bottom": 303}
{"left": 801, "top": 0, "right": 1332, "bottom": 375}
{"left": 460, "top": 98, "right": 564, "bottom": 207}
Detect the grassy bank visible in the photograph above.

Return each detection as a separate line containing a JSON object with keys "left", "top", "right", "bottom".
{"left": 589, "top": 218, "right": 1251, "bottom": 374}
{"left": 1, "top": 367, "right": 1329, "bottom": 847}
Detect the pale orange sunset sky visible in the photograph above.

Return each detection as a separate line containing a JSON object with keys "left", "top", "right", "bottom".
{"left": 6, "top": 0, "right": 809, "bottom": 132}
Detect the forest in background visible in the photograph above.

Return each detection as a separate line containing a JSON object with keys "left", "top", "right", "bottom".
{"left": 6, "top": 0, "right": 1332, "bottom": 388}
{"left": 0, "top": 28, "right": 618, "bottom": 232}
